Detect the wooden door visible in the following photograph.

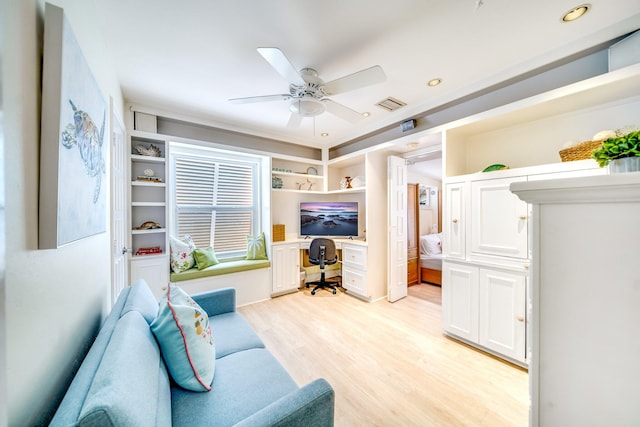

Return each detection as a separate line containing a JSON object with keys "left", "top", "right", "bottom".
{"left": 407, "top": 183, "right": 420, "bottom": 285}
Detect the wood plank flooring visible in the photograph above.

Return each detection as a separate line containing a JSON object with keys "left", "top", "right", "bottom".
{"left": 238, "top": 284, "right": 528, "bottom": 426}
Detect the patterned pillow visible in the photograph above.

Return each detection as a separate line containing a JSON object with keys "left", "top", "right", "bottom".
{"left": 246, "top": 232, "right": 267, "bottom": 260}
{"left": 150, "top": 284, "right": 215, "bottom": 392}
{"left": 170, "top": 235, "right": 196, "bottom": 273}
{"left": 193, "top": 247, "right": 219, "bottom": 270}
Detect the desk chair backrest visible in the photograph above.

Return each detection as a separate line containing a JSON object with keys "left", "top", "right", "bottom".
{"left": 308, "top": 238, "right": 338, "bottom": 268}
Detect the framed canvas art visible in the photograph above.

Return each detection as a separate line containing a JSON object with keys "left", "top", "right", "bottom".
{"left": 40, "top": 3, "right": 107, "bottom": 248}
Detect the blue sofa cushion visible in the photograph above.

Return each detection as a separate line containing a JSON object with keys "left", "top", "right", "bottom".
{"left": 210, "top": 312, "right": 264, "bottom": 359}
{"left": 121, "top": 278, "right": 158, "bottom": 324}
{"left": 78, "top": 311, "right": 171, "bottom": 427}
{"left": 171, "top": 348, "right": 298, "bottom": 427}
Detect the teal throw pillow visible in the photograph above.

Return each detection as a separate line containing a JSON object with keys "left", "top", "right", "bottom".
{"left": 246, "top": 232, "right": 267, "bottom": 260}
{"left": 150, "top": 284, "right": 215, "bottom": 392}
{"left": 193, "top": 247, "right": 219, "bottom": 270}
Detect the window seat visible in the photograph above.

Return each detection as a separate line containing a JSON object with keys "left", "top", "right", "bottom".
{"left": 170, "top": 259, "right": 271, "bottom": 282}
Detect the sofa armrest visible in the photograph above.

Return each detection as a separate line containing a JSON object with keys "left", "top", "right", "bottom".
{"left": 233, "top": 378, "right": 335, "bottom": 427}
{"left": 191, "top": 287, "right": 236, "bottom": 316}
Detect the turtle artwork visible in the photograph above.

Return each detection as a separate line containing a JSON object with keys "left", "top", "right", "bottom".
{"left": 61, "top": 99, "right": 106, "bottom": 203}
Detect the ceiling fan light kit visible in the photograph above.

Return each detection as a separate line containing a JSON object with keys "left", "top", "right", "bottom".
{"left": 289, "top": 97, "right": 326, "bottom": 117}
{"left": 229, "top": 47, "right": 386, "bottom": 127}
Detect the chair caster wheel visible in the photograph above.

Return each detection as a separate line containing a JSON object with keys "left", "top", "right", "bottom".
{"left": 332, "top": 289, "right": 337, "bottom": 295}
{"left": 311, "top": 290, "right": 316, "bottom": 295}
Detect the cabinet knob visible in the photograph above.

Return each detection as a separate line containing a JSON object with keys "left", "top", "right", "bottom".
{"left": 519, "top": 215, "right": 527, "bottom": 220}
{"left": 517, "top": 316, "right": 525, "bottom": 322}
{"left": 452, "top": 219, "right": 458, "bottom": 223}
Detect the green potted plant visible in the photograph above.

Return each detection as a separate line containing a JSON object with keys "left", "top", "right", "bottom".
{"left": 592, "top": 129, "right": 640, "bottom": 173}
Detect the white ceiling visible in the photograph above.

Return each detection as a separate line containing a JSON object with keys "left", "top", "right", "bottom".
{"left": 95, "top": 0, "right": 640, "bottom": 150}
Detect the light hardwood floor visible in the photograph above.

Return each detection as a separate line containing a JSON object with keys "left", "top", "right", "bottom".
{"left": 239, "top": 284, "right": 529, "bottom": 426}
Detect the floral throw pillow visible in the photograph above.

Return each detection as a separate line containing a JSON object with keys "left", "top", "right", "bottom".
{"left": 150, "top": 284, "right": 215, "bottom": 392}
{"left": 246, "top": 232, "right": 267, "bottom": 260}
{"left": 170, "top": 235, "right": 196, "bottom": 273}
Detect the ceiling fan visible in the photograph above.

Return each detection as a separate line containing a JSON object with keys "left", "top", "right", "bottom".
{"left": 229, "top": 47, "right": 386, "bottom": 128}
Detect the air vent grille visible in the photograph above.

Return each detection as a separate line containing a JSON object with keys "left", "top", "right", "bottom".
{"left": 375, "top": 97, "right": 407, "bottom": 112}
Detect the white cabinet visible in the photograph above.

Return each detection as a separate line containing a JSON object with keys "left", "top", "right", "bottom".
{"left": 341, "top": 243, "right": 368, "bottom": 298}
{"left": 478, "top": 268, "right": 526, "bottom": 362}
{"left": 128, "top": 132, "right": 169, "bottom": 292}
{"left": 443, "top": 261, "right": 527, "bottom": 365}
{"left": 129, "top": 254, "right": 169, "bottom": 297}
{"left": 443, "top": 181, "right": 466, "bottom": 259}
{"left": 442, "top": 262, "right": 478, "bottom": 342}
{"left": 512, "top": 174, "right": 640, "bottom": 426}
{"left": 470, "top": 177, "right": 528, "bottom": 261}
{"left": 271, "top": 243, "right": 300, "bottom": 295}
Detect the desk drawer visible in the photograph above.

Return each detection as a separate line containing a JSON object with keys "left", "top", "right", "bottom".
{"left": 342, "top": 265, "right": 366, "bottom": 296}
{"left": 342, "top": 244, "right": 367, "bottom": 268}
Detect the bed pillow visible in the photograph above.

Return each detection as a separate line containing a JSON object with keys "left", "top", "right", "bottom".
{"left": 170, "top": 235, "right": 196, "bottom": 273}
{"left": 150, "top": 284, "right": 215, "bottom": 392}
{"left": 421, "top": 233, "right": 442, "bottom": 256}
{"left": 193, "top": 247, "right": 219, "bottom": 270}
{"left": 246, "top": 232, "right": 267, "bottom": 260}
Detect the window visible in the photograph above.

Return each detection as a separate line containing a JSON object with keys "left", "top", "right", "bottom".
{"left": 170, "top": 143, "right": 264, "bottom": 259}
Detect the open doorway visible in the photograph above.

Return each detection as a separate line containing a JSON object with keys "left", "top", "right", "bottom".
{"left": 406, "top": 150, "right": 443, "bottom": 304}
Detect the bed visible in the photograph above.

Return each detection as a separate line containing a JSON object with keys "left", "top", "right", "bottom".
{"left": 420, "top": 234, "right": 443, "bottom": 286}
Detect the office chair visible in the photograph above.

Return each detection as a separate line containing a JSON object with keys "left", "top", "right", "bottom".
{"left": 306, "top": 238, "right": 339, "bottom": 295}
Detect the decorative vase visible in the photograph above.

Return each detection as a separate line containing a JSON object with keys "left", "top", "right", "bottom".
{"left": 608, "top": 157, "right": 640, "bottom": 173}
{"left": 271, "top": 176, "right": 283, "bottom": 188}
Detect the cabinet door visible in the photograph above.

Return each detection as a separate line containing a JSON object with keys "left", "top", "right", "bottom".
{"left": 478, "top": 268, "right": 526, "bottom": 363}
{"left": 130, "top": 255, "right": 170, "bottom": 299}
{"left": 342, "top": 265, "right": 367, "bottom": 297}
{"left": 342, "top": 244, "right": 367, "bottom": 268}
{"left": 442, "top": 262, "right": 479, "bottom": 342}
{"left": 470, "top": 177, "right": 528, "bottom": 259}
{"left": 443, "top": 182, "right": 466, "bottom": 259}
{"left": 271, "top": 244, "right": 300, "bottom": 294}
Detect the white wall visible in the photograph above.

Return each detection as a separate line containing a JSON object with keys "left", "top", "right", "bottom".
{"left": 3, "top": 1, "right": 122, "bottom": 425}
{"left": 408, "top": 162, "right": 442, "bottom": 234}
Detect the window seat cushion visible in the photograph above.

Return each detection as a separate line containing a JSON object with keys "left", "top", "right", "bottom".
{"left": 170, "top": 259, "right": 271, "bottom": 282}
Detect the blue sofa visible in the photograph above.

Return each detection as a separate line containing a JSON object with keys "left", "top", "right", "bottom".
{"left": 50, "top": 279, "right": 335, "bottom": 426}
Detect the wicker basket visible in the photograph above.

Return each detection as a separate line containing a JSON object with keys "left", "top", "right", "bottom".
{"left": 559, "top": 139, "right": 603, "bottom": 162}
{"left": 272, "top": 224, "right": 285, "bottom": 242}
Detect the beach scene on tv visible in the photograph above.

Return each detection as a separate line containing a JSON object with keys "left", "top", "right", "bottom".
{"left": 300, "top": 202, "right": 358, "bottom": 237}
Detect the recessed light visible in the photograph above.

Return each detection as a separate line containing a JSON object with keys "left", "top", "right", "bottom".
{"left": 562, "top": 4, "right": 590, "bottom": 22}
{"left": 427, "top": 78, "right": 442, "bottom": 87}
{"left": 362, "top": 112, "right": 370, "bottom": 117}
{"left": 320, "top": 132, "right": 329, "bottom": 137}
{"left": 407, "top": 142, "right": 420, "bottom": 150}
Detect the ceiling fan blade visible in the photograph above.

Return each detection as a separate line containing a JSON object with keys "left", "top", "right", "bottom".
{"left": 323, "top": 65, "right": 386, "bottom": 95}
{"left": 257, "top": 47, "right": 305, "bottom": 86}
{"left": 287, "top": 113, "right": 303, "bottom": 128}
{"left": 323, "top": 99, "right": 364, "bottom": 123}
{"left": 228, "top": 94, "right": 290, "bottom": 104}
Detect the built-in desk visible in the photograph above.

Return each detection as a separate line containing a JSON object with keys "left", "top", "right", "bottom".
{"left": 271, "top": 239, "right": 369, "bottom": 299}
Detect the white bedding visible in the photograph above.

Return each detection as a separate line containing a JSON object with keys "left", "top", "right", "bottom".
{"left": 420, "top": 254, "right": 442, "bottom": 271}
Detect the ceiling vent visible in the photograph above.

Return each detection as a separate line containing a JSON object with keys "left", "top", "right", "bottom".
{"left": 375, "top": 97, "right": 407, "bottom": 112}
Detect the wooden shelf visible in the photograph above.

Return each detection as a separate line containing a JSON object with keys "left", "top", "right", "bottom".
{"left": 131, "top": 154, "right": 165, "bottom": 163}
{"left": 131, "top": 228, "right": 166, "bottom": 235}
{"left": 131, "top": 180, "right": 165, "bottom": 187}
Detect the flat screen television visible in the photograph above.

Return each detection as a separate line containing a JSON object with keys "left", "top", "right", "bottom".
{"left": 300, "top": 201, "right": 358, "bottom": 238}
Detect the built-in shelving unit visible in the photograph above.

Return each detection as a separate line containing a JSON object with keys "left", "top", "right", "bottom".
{"left": 128, "top": 131, "right": 170, "bottom": 291}
{"left": 444, "top": 62, "right": 640, "bottom": 177}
